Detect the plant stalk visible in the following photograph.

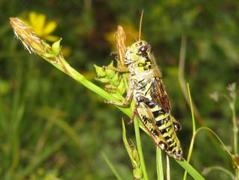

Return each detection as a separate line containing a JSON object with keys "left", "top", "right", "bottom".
{"left": 183, "top": 84, "right": 196, "bottom": 180}
{"left": 156, "top": 148, "right": 164, "bottom": 180}
{"left": 134, "top": 118, "right": 149, "bottom": 180}
{"left": 166, "top": 156, "right": 170, "bottom": 180}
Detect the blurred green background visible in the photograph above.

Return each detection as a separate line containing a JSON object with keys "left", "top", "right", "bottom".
{"left": 0, "top": 0, "right": 239, "bottom": 179}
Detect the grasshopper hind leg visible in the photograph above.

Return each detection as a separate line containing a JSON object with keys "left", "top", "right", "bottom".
{"left": 136, "top": 101, "right": 168, "bottom": 150}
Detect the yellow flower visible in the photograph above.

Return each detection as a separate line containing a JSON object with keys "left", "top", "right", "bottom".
{"left": 22, "top": 12, "right": 59, "bottom": 42}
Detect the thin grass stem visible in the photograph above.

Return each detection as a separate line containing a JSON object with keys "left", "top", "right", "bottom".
{"left": 231, "top": 105, "right": 238, "bottom": 155}
{"left": 232, "top": 109, "right": 238, "bottom": 154}
{"left": 156, "top": 147, "right": 164, "bottom": 180}
{"left": 134, "top": 118, "right": 149, "bottom": 180}
{"left": 183, "top": 84, "right": 196, "bottom": 180}
{"left": 166, "top": 156, "right": 170, "bottom": 180}
{"left": 178, "top": 35, "right": 204, "bottom": 125}
{"left": 231, "top": 104, "right": 239, "bottom": 179}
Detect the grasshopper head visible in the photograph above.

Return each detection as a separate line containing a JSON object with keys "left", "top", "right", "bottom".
{"left": 125, "top": 40, "right": 153, "bottom": 74}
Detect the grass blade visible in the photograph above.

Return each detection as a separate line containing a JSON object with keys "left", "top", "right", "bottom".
{"left": 177, "top": 160, "right": 205, "bottom": 180}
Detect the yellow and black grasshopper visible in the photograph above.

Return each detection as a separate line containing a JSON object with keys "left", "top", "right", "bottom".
{"left": 107, "top": 39, "right": 183, "bottom": 160}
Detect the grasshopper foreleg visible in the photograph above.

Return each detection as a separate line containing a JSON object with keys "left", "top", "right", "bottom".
{"left": 105, "top": 83, "right": 134, "bottom": 108}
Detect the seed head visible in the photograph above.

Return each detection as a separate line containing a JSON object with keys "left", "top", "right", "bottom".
{"left": 9, "top": 17, "right": 46, "bottom": 55}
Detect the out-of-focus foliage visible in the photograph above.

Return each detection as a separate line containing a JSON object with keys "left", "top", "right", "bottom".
{"left": 0, "top": 0, "right": 239, "bottom": 179}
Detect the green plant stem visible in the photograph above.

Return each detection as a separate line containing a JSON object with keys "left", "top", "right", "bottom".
{"left": 156, "top": 148, "right": 164, "bottom": 180}
{"left": 231, "top": 104, "right": 239, "bottom": 178}
{"left": 134, "top": 118, "right": 149, "bottom": 180}
{"left": 178, "top": 35, "right": 204, "bottom": 125}
{"left": 183, "top": 84, "right": 196, "bottom": 180}
{"left": 43, "top": 56, "right": 132, "bottom": 119}
{"left": 166, "top": 156, "right": 170, "bottom": 180}
{"left": 187, "top": 83, "right": 196, "bottom": 136}
{"left": 178, "top": 160, "right": 205, "bottom": 180}
{"left": 231, "top": 105, "right": 238, "bottom": 155}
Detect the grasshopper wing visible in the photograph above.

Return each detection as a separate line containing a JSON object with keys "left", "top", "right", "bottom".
{"left": 150, "top": 76, "right": 171, "bottom": 113}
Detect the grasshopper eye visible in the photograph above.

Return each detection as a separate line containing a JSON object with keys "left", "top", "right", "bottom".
{"left": 138, "top": 44, "right": 151, "bottom": 57}
{"left": 139, "top": 45, "right": 148, "bottom": 53}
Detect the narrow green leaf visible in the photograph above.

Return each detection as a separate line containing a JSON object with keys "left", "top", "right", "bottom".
{"left": 177, "top": 160, "right": 205, "bottom": 180}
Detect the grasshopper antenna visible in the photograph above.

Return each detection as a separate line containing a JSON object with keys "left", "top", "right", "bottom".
{"left": 138, "top": 10, "right": 144, "bottom": 41}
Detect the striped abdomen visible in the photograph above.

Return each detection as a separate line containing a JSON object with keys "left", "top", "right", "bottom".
{"left": 137, "top": 98, "right": 183, "bottom": 160}
{"left": 151, "top": 101, "right": 183, "bottom": 160}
